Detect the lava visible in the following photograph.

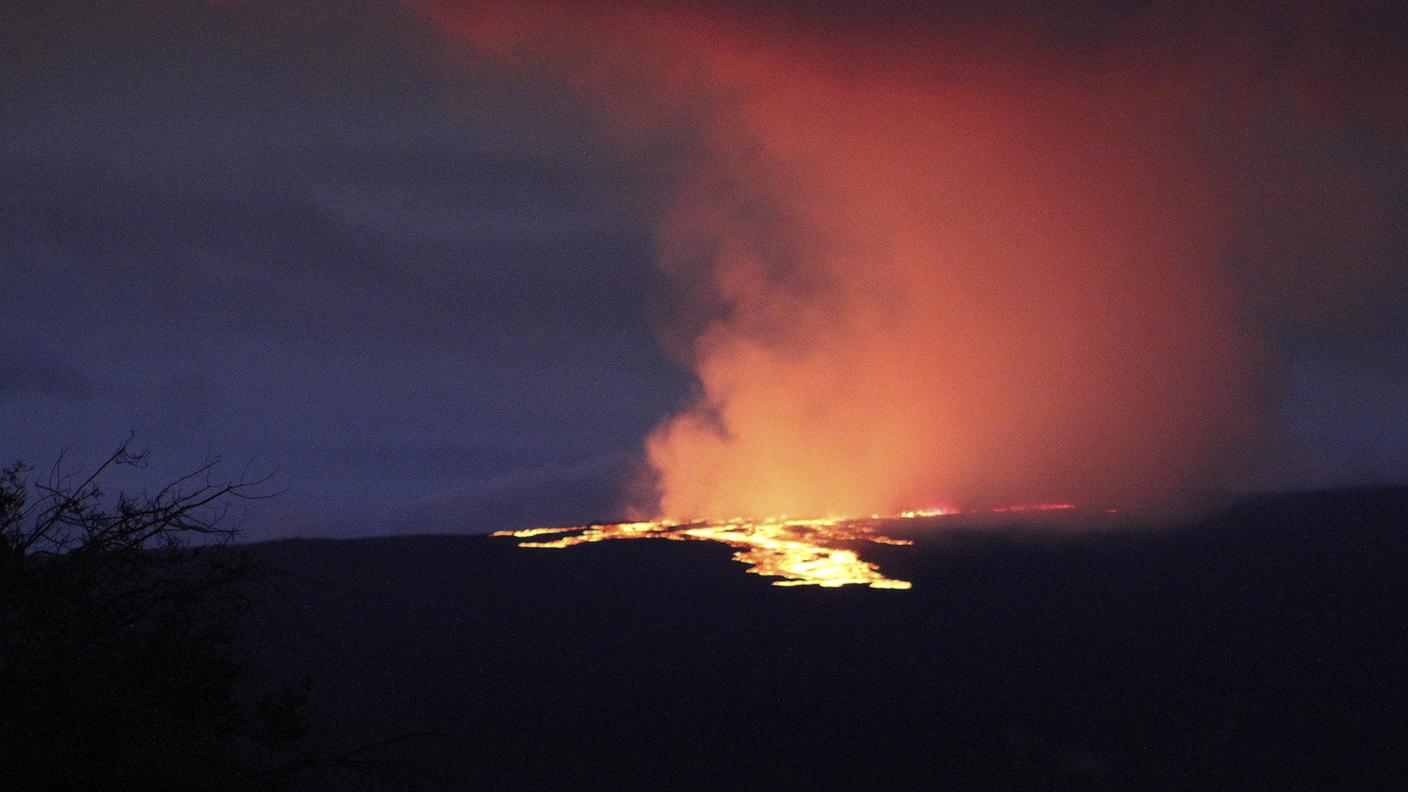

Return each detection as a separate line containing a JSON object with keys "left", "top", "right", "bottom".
{"left": 494, "top": 516, "right": 915, "bottom": 589}
{"left": 492, "top": 504, "right": 1089, "bottom": 589}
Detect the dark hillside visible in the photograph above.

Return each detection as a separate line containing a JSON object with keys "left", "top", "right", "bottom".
{"left": 244, "top": 488, "right": 1408, "bottom": 790}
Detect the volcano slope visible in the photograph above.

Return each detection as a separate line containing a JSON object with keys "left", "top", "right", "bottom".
{"left": 243, "top": 487, "right": 1408, "bottom": 790}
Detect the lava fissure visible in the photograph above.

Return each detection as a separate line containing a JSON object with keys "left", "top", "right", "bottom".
{"left": 494, "top": 516, "right": 915, "bottom": 589}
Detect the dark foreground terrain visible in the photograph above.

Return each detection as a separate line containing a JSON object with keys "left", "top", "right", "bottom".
{"left": 244, "top": 488, "right": 1408, "bottom": 790}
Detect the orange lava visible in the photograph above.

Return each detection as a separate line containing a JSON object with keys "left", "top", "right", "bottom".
{"left": 493, "top": 505, "right": 1091, "bottom": 589}
{"left": 494, "top": 516, "right": 916, "bottom": 589}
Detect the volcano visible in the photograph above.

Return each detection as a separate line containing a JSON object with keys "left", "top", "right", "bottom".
{"left": 243, "top": 487, "right": 1408, "bottom": 790}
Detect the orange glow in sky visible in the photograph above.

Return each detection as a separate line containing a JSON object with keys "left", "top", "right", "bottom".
{"left": 413, "top": 1, "right": 1271, "bottom": 522}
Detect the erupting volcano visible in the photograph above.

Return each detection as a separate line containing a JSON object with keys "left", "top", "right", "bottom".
{"left": 411, "top": 0, "right": 1407, "bottom": 571}
{"left": 7, "top": 0, "right": 1403, "bottom": 786}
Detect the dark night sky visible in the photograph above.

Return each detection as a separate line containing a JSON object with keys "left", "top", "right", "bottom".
{"left": 3, "top": 0, "right": 1405, "bottom": 538}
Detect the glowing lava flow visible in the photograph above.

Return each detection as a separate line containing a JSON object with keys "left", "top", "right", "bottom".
{"left": 494, "top": 505, "right": 1089, "bottom": 589}
{"left": 493, "top": 517, "right": 916, "bottom": 589}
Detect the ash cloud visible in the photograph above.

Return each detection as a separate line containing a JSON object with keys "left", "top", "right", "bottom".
{"left": 412, "top": 0, "right": 1408, "bottom": 518}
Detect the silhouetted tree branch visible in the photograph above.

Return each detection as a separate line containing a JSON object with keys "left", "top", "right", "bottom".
{"left": 0, "top": 438, "right": 302, "bottom": 792}
{"left": 0, "top": 438, "right": 447, "bottom": 791}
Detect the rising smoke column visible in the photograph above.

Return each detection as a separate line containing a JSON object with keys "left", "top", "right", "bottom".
{"left": 409, "top": 1, "right": 1406, "bottom": 519}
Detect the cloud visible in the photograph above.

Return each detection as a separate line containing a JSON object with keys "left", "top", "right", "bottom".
{"left": 0, "top": 0, "right": 689, "bottom": 536}
{"left": 411, "top": 0, "right": 1408, "bottom": 517}
{"left": 380, "top": 454, "right": 644, "bottom": 534}
{"left": 0, "top": 352, "right": 95, "bottom": 401}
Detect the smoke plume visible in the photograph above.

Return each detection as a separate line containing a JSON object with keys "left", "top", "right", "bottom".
{"left": 410, "top": 1, "right": 1408, "bottom": 518}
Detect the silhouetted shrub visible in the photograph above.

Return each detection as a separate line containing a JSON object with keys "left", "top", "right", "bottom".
{"left": 0, "top": 441, "right": 308, "bottom": 792}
